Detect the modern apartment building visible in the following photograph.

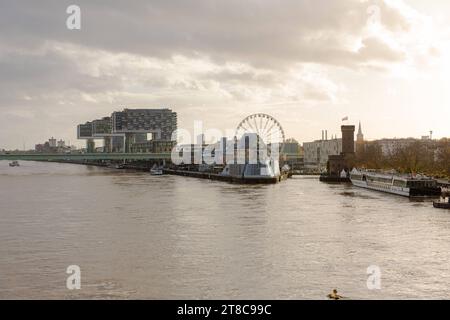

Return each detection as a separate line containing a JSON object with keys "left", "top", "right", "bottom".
{"left": 111, "top": 109, "right": 177, "bottom": 141}
{"left": 77, "top": 108, "right": 177, "bottom": 153}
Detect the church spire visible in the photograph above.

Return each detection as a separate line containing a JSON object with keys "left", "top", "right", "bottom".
{"left": 357, "top": 121, "right": 364, "bottom": 143}
{"left": 356, "top": 121, "right": 364, "bottom": 153}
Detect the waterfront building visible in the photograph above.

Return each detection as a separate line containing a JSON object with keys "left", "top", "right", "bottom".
{"left": 303, "top": 131, "right": 342, "bottom": 171}
{"left": 49, "top": 137, "right": 57, "bottom": 148}
{"left": 111, "top": 108, "right": 177, "bottom": 141}
{"left": 92, "top": 117, "right": 112, "bottom": 136}
{"left": 326, "top": 125, "right": 356, "bottom": 177}
{"left": 78, "top": 117, "right": 116, "bottom": 153}
{"left": 282, "top": 139, "right": 302, "bottom": 155}
{"left": 35, "top": 137, "right": 71, "bottom": 153}
{"left": 35, "top": 142, "right": 51, "bottom": 153}
{"left": 77, "top": 108, "right": 177, "bottom": 153}
{"left": 374, "top": 138, "right": 417, "bottom": 156}
{"left": 77, "top": 121, "right": 94, "bottom": 139}
{"left": 341, "top": 125, "right": 355, "bottom": 154}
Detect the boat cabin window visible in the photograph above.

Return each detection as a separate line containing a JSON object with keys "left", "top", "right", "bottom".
{"left": 393, "top": 179, "right": 407, "bottom": 187}
{"left": 407, "top": 180, "right": 437, "bottom": 188}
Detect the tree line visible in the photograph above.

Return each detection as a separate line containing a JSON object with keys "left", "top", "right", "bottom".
{"left": 354, "top": 138, "right": 450, "bottom": 179}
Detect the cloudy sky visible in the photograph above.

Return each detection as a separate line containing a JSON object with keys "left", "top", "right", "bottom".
{"left": 0, "top": 0, "right": 449, "bottom": 149}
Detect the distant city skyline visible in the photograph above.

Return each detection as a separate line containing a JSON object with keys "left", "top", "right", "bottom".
{"left": 1, "top": 0, "right": 449, "bottom": 150}
{"left": 2, "top": 119, "right": 443, "bottom": 152}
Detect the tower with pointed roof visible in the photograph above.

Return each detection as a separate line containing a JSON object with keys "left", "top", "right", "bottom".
{"left": 357, "top": 122, "right": 363, "bottom": 142}
{"left": 356, "top": 121, "right": 364, "bottom": 154}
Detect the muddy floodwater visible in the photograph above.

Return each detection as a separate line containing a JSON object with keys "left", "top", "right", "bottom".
{"left": 1, "top": 161, "right": 449, "bottom": 299}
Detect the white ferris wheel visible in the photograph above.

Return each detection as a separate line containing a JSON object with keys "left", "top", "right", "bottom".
{"left": 235, "top": 113, "right": 285, "bottom": 153}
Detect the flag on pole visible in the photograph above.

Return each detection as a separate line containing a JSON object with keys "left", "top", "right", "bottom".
{"left": 342, "top": 116, "right": 348, "bottom": 121}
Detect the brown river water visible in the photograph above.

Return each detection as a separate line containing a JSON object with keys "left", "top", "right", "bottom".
{"left": 0, "top": 161, "right": 449, "bottom": 299}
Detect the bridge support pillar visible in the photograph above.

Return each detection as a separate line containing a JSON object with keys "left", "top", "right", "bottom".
{"left": 125, "top": 133, "right": 132, "bottom": 153}
{"left": 86, "top": 139, "right": 95, "bottom": 153}
{"left": 104, "top": 137, "right": 112, "bottom": 153}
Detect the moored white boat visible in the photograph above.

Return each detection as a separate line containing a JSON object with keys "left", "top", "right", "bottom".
{"left": 150, "top": 164, "right": 163, "bottom": 175}
{"left": 150, "top": 168, "right": 163, "bottom": 175}
{"left": 350, "top": 168, "right": 441, "bottom": 197}
{"left": 433, "top": 197, "right": 450, "bottom": 209}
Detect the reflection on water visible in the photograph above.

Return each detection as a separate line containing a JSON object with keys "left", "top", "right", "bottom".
{"left": 1, "top": 161, "right": 450, "bottom": 299}
{"left": 339, "top": 191, "right": 379, "bottom": 200}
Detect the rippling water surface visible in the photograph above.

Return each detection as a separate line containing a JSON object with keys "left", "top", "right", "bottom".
{"left": 1, "top": 161, "right": 449, "bottom": 299}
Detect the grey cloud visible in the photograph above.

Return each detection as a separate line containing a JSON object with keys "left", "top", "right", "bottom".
{"left": 377, "top": 0, "right": 413, "bottom": 32}
{"left": 357, "top": 37, "right": 405, "bottom": 62}
{"left": 199, "top": 69, "right": 277, "bottom": 87}
{"left": 0, "top": 0, "right": 435, "bottom": 149}
{"left": 0, "top": 48, "right": 123, "bottom": 106}
{"left": 0, "top": 0, "right": 411, "bottom": 69}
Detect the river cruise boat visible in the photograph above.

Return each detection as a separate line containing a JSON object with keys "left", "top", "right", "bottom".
{"left": 350, "top": 168, "right": 441, "bottom": 197}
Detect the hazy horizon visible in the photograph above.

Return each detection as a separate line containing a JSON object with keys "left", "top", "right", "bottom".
{"left": 1, "top": 0, "right": 449, "bottom": 150}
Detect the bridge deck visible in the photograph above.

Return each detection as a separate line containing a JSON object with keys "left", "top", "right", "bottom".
{"left": 0, "top": 153, "right": 172, "bottom": 161}
{"left": 0, "top": 152, "right": 302, "bottom": 162}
